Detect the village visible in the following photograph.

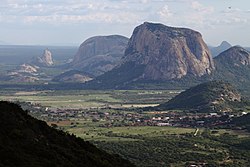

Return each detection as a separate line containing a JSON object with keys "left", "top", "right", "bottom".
{"left": 20, "top": 101, "right": 247, "bottom": 129}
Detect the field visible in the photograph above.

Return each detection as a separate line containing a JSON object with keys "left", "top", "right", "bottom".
{"left": 0, "top": 89, "right": 179, "bottom": 109}
{"left": 66, "top": 125, "right": 197, "bottom": 141}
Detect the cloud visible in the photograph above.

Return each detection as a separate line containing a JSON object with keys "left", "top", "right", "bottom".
{"left": 158, "top": 5, "right": 173, "bottom": 19}
{"left": 191, "top": 1, "right": 214, "bottom": 14}
{"left": 24, "top": 12, "right": 140, "bottom": 24}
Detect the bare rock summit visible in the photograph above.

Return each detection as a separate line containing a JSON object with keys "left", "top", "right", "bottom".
{"left": 124, "top": 22, "right": 215, "bottom": 80}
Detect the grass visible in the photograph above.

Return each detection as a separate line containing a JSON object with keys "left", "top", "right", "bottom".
{"left": 66, "top": 125, "right": 197, "bottom": 141}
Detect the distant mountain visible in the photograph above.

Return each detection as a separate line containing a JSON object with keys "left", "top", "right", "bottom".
{"left": 70, "top": 35, "right": 129, "bottom": 76}
{"left": 53, "top": 70, "right": 93, "bottom": 83}
{"left": 0, "top": 101, "right": 134, "bottom": 167}
{"left": 209, "top": 41, "right": 232, "bottom": 57}
{"left": 30, "top": 49, "right": 54, "bottom": 67}
{"left": 156, "top": 81, "right": 242, "bottom": 112}
{"left": 0, "top": 45, "right": 77, "bottom": 65}
{"left": 213, "top": 46, "right": 250, "bottom": 92}
{"left": 86, "top": 22, "right": 214, "bottom": 89}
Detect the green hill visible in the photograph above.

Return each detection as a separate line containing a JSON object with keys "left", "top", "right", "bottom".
{"left": 157, "top": 81, "right": 243, "bottom": 112}
{"left": 0, "top": 101, "right": 134, "bottom": 167}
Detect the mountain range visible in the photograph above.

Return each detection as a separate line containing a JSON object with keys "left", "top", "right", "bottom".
{"left": 84, "top": 22, "right": 215, "bottom": 89}
{"left": 1, "top": 22, "right": 250, "bottom": 93}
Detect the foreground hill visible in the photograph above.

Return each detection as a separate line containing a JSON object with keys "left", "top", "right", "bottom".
{"left": 70, "top": 35, "right": 129, "bottom": 76}
{"left": 156, "top": 81, "right": 242, "bottom": 112}
{"left": 0, "top": 101, "right": 134, "bottom": 167}
{"left": 85, "top": 22, "right": 214, "bottom": 89}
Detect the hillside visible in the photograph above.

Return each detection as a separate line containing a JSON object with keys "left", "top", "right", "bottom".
{"left": 0, "top": 101, "right": 134, "bottom": 167}
{"left": 85, "top": 22, "right": 214, "bottom": 89}
{"left": 156, "top": 81, "right": 242, "bottom": 112}
{"left": 213, "top": 46, "right": 250, "bottom": 95}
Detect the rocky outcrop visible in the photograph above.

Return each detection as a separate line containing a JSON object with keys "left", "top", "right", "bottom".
{"left": 6, "top": 64, "right": 40, "bottom": 82}
{"left": 31, "top": 49, "right": 54, "bottom": 67}
{"left": 123, "top": 22, "right": 214, "bottom": 80}
{"left": 71, "top": 35, "right": 129, "bottom": 76}
{"left": 17, "top": 64, "right": 39, "bottom": 73}
{"left": 53, "top": 70, "right": 93, "bottom": 83}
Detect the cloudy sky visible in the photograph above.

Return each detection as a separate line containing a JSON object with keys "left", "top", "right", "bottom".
{"left": 0, "top": 0, "right": 250, "bottom": 46}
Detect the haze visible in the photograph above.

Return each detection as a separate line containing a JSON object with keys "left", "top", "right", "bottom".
{"left": 0, "top": 0, "right": 250, "bottom": 46}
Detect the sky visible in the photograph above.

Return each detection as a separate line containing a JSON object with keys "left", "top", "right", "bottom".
{"left": 0, "top": 0, "right": 250, "bottom": 46}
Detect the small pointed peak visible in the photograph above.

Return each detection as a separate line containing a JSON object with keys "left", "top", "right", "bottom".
{"left": 220, "top": 41, "right": 231, "bottom": 48}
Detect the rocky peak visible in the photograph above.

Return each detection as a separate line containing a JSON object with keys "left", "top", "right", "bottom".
{"left": 219, "top": 41, "right": 232, "bottom": 49}
{"left": 215, "top": 46, "right": 250, "bottom": 66}
{"left": 41, "top": 49, "right": 53, "bottom": 66}
{"left": 209, "top": 41, "right": 232, "bottom": 57}
{"left": 123, "top": 22, "right": 215, "bottom": 80}
{"left": 31, "top": 49, "right": 53, "bottom": 67}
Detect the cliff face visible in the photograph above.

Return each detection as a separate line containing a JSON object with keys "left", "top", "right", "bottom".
{"left": 123, "top": 22, "right": 215, "bottom": 80}
{"left": 71, "top": 35, "right": 128, "bottom": 76}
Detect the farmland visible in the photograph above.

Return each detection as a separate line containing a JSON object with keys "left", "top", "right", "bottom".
{"left": 0, "top": 89, "right": 179, "bottom": 109}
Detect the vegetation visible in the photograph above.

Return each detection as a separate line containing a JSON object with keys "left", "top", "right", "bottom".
{"left": 67, "top": 125, "right": 250, "bottom": 167}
